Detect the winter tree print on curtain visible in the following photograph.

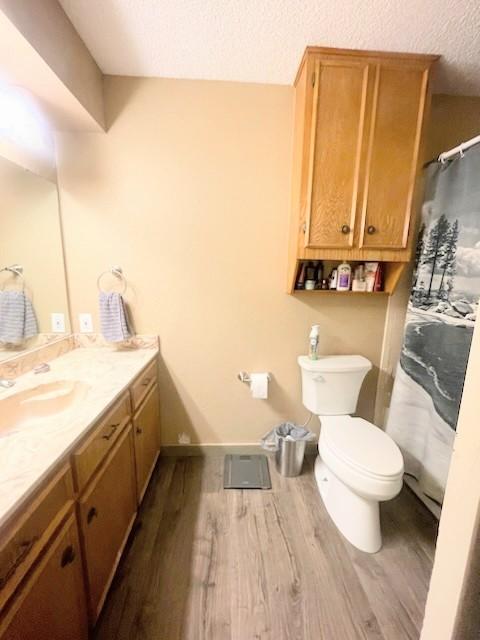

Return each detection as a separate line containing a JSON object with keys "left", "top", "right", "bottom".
{"left": 387, "top": 145, "right": 480, "bottom": 505}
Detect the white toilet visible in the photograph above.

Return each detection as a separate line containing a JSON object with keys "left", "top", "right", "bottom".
{"left": 298, "top": 354, "right": 404, "bottom": 553}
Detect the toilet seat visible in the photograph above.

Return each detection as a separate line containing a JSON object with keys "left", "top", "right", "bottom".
{"left": 319, "top": 416, "right": 404, "bottom": 501}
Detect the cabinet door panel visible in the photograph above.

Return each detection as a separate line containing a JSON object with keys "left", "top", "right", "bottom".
{"left": 305, "top": 60, "right": 369, "bottom": 248}
{"left": 1, "top": 515, "right": 88, "bottom": 640}
{"left": 360, "top": 64, "right": 428, "bottom": 249}
{"left": 78, "top": 425, "right": 136, "bottom": 623}
{"left": 133, "top": 384, "right": 160, "bottom": 503}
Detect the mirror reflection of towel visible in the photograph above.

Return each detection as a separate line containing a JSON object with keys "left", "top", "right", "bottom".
{"left": 0, "top": 290, "right": 38, "bottom": 345}
{"left": 99, "top": 292, "right": 132, "bottom": 343}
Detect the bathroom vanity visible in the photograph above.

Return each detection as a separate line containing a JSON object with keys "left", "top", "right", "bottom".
{"left": 0, "top": 343, "right": 160, "bottom": 639}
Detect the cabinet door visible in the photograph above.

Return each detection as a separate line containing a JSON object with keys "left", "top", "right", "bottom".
{"left": 1, "top": 514, "right": 88, "bottom": 640}
{"left": 133, "top": 384, "right": 160, "bottom": 503}
{"left": 78, "top": 425, "right": 136, "bottom": 623}
{"left": 360, "top": 63, "right": 428, "bottom": 249}
{"left": 305, "top": 58, "right": 369, "bottom": 248}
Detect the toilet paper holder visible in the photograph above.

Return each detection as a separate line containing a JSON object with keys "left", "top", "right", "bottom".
{"left": 237, "top": 371, "right": 272, "bottom": 383}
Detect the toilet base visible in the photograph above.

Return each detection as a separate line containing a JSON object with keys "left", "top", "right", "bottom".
{"left": 314, "top": 455, "right": 382, "bottom": 553}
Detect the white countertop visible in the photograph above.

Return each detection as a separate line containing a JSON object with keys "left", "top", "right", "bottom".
{"left": 0, "top": 346, "right": 158, "bottom": 529}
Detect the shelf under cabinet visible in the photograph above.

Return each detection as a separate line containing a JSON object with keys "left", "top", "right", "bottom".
{"left": 294, "top": 289, "right": 389, "bottom": 295}
{"left": 289, "top": 260, "right": 406, "bottom": 295}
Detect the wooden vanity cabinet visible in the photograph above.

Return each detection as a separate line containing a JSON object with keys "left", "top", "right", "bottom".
{"left": 78, "top": 424, "right": 137, "bottom": 623}
{"left": 133, "top": 384, "right": 160, "bottom": 503}
{"left": 0, "top": 465, "right": 74, "bottom": 614}
{"left": 0, "top": 514, "right": 88, "bottom": 640}
{"left": 0, "top": 356, "right": 160, "bottom": 637}
{"left": 287, "top": 46, "right": 439, "bottom": 293}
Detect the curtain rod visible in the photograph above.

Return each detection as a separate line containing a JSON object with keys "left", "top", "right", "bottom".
{"left": 438, "top": 133, "right": 480, "bottom": 163}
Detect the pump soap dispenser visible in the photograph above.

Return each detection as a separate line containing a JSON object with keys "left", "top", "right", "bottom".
{"left": 309, "top": 324, "right": 320, "bottom": 360}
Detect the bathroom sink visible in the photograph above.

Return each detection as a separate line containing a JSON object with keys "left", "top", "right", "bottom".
{"left": 0, "top": 381, "right": 90, "bottom": 437}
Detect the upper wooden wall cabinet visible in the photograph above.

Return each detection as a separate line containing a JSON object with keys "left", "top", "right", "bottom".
{"left": 287, "top": 46, "right": 439, "bottom": 293}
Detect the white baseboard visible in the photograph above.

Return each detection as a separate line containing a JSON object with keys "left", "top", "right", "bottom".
{"left": 160, "top": 442, "right": 318, "bottom": 457}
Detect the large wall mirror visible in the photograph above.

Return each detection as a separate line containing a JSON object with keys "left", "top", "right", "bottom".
{"left": 0, "top": 155, "right": 70, "bottom": 361}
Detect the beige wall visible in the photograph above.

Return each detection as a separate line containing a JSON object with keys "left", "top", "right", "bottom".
{"left": 0, "top": 1, "right": 104, "bottom": 132}
{"left": 375, "top": 94, "right": 480, "bottom": 427}
{"left": 0, "top": 156, "right": 70, "bottom": 340}
{"left": 0, "top": 0, "right": 104, "bottom": 129}
{"left": 56, "top": 76, "right": 388, "bottom": 446}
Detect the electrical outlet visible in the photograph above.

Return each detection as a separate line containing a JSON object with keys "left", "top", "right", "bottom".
{"left": 79, "top": 313, "right": 93, "bottom": 333}
{"left": 51, "top": 313, "right": 65, "bottom": 333}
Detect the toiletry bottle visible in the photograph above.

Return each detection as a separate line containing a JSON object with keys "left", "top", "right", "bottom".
{"left": 374, "top": 263, "right": 384, "bottom": 291}
{"left": 305, "top": 262, "right": 316, "bottom": 289}
{"left": 336, "top": 262, "right": 352, "bottom": 291}
{"left": 309, "top": 324, "right": 320, "bottom": 360}
{"left": 296, "top": 263, "right": 307, "bottom": 290}
{"left": 329, "top": 268, "right": 338, "bottom": 290}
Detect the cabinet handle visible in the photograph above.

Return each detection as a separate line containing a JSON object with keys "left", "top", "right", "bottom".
{"left": 87, "top": 507, "right": 98, "bottom": 524}
{"left": 341, "top": 224, "right": 351, "bottom": 234}
{"left": 136, "top": 426, "right": 143, "bottom": 435}
{"left": 0, "top": 538, "right": 37, "bottom": 590}
{"left": 102, "top": 423, "right": 120, "bottom": 440}
{"left": 367, "top": 225, "right": 376, "bottom": 235}
{"left": 141, "top": 378, "right": 151, "bottom": 387}
{"left": 60, "top": 545, "right": 76, "bottom": 568}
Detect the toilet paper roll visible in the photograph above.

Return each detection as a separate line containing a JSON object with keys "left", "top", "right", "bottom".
{"left": 250, "top": 373, "right": 269, "bottom": 399}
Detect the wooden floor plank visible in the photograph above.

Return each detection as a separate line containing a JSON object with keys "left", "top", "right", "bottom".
{"left": 95, "top": 455, "right": 437, "bottom": 640}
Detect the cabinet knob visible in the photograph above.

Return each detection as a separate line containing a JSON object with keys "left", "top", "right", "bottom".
{"left": 87, "top": 506, "right": 98, "bottom": 524}
{"left": 136, "top": 427, "right": 143, "bottom": 435}
{"left": 341, "top": 224, "right": 351, "bottom": 234}
{"left": 60, "top": 545, "right": 76, "bottom": 568}
{"left": 367, "top": 225, "right": 376, "bottom": 235}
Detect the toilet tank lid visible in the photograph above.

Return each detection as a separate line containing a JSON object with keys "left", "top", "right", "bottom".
{"left": 297, "top": 355, "right": 372, "bottom": 373}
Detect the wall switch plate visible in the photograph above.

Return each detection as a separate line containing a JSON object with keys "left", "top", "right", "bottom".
{"left": 79, "top": 313, "right": 93, "bottom": 333}
{"left": 51, "top": 313, "right": 65, "bottom": 333}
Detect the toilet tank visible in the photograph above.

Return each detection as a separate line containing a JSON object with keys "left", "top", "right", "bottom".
{"left": 297, "top": 355, "right": 372, "bottom": 415}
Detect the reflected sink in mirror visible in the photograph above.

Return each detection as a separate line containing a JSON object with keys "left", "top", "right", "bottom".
{"left": 0, "top": 381, "right": 90, "bottom": 437}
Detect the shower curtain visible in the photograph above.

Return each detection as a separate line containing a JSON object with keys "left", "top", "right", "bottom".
{"left": 386, "top": 144, "right": 480, "bottom": 505}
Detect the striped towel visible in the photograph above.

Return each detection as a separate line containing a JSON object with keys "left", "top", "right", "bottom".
{"left": 99, "top": 292, "right": 133, "bottom": 343}
{"left": 0, "top": 290, "right": 38, "bottom": 345}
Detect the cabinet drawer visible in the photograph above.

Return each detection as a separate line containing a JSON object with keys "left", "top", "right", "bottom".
{"left": 0, "top": 514, "right": 88, "bottom": 640}
{"left": 78, "top": 424, "right": 137, "bottom": 623}
{"left": 0, "top": 465, "right": 74, "bottom": 612}
{"left": 131, "top": 360, "right": 157, "bottom": 411}
{"left": 133, "top": 384, "right": 160, "bottom": 503}
{"left": 72, "top": 392, "right": 131, "bottom": 493}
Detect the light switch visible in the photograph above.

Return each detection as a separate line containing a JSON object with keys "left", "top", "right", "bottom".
{"left": 79, "top": 313, "right": 93, "bottom": 333}
{"left": 51, "top": 313, "right": 65, "bottom": 333}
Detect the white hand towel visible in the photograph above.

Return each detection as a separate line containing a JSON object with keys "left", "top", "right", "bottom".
{"left": 0, "top": 290, "right": 38, "bottom": 345}
{"left": 99, "top": 291, "right": 133, "bottom": 343}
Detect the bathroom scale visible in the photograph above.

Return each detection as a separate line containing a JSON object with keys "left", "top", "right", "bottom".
{"left": 223, "top": 454, "right": 271, "bottom": 490}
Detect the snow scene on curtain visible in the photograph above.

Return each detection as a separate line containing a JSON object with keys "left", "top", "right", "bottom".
{"left": 387, "top": 147, "right": 480, "bottom": 504}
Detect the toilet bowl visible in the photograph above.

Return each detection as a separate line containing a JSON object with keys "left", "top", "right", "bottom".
{"left": 297, "top": 354, "right": 404, "bottom": 553}
{"left": 315, "top": 416, "right": 403, "bottom": 553}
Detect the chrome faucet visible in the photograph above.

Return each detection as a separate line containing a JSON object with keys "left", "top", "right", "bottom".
{"left": 0, "top": 379, "right": 15, "bottom": 388}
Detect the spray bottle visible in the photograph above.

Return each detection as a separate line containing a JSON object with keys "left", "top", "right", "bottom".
{"left": 308, "top": 324, "right": 320, "bottom": 360}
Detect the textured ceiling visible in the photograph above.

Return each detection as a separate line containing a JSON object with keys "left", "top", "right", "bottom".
{"left": 59, "top": 0, "right": 480, "bottom": 95}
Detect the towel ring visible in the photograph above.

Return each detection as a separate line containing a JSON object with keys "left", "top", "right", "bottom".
{"left": 0, "top": 265, "right": 24, "bottom": 291}
{"left": 97, "top": 266, "right": 127, "bottom": 294}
